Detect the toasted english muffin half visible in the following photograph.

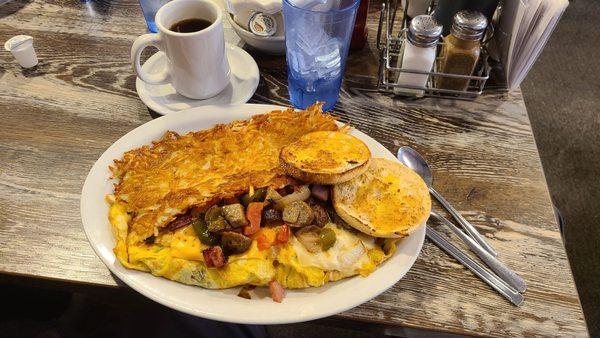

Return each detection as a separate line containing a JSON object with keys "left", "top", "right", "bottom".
{"left": 279, "top": 131, "right": 371, "bottom": 184}
{"left": 332, "top": 158, "right": 431, "bottom": 238}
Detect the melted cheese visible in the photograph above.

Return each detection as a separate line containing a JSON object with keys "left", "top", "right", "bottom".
{"left": 170, "top": 226, "right": 206, "bottom": 261}
{"left": 291, "top": 224, "right": 372, "bottom": 274}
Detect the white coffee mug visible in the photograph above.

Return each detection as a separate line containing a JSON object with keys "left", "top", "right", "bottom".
{"left": 131, "top": 0, "right": 230, "bottom": 99}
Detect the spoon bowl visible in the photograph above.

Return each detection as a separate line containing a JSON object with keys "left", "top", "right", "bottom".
{"left": 397, "top": 146, "right": 433, "bottom": 188}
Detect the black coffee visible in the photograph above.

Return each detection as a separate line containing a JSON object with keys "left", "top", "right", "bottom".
{"left": 170, "top": 18, "right": 212, "bottom": 33}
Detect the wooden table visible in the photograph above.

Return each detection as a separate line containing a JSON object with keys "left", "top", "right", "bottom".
{"left": 0, "top": 0, "right": 587, "bottom": 336}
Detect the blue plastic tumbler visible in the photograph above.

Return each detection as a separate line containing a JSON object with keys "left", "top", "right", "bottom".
{"left": 140, "top": 0, "right": 171, "bottom": 32}
{"left": 282, "top": 0, "right": 360, "bottom": 111}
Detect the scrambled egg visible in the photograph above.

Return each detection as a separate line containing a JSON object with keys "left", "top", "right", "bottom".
{"left": 109, "top": 202, "right": 397, "bottom": 289}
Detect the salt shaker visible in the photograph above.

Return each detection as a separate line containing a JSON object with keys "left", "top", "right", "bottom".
{"left": 394, "top": 15, "right": 442, "bottom": 97}
{"left": 437, "top": 10, "right": 487, "bottom": 91}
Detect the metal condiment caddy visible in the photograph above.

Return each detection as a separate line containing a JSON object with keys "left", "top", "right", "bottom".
{"left": 376, "top": 0, "right": 492, "bottom": 100}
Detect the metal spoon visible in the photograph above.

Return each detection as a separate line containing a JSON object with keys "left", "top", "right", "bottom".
{"left": 397, "top": 146, "right": 498, "bottom": 257}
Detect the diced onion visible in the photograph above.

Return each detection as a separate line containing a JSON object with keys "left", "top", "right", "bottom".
{"left": 295, "top": 225, "right": 322, "bottom": 253}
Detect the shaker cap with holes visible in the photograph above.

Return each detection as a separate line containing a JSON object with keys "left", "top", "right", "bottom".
{"left": 407, "top": 15, "right": 442, "bottom": 48}
{"left": 450, "top": 10, "right": 488, "bottom": 41}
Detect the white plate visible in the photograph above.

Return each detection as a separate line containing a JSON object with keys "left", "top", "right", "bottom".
{"left": 135, "top": 44, "right": 259, "bottom": 115}
{"left": 81, "top": 104, "right": 426, "bottom": 325}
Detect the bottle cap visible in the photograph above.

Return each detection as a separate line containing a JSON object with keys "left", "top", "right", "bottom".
{"left": 4, "top": 35, "right": 38, "bottom": 68}
{"left": 407, "top": 15, "right": 442, "bottom": 48}
{"left": 451, "top": 10, "right": 488, "bottom": 41}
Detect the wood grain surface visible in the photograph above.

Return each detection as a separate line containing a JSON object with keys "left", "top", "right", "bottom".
{"left": 0, "top": 0, "right": 587, "bottom": 336}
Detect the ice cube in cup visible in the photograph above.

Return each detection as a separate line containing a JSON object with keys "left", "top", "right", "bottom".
{"left": 314, "top": 38, "right": 341, "bottom": 78}
{"left": 293, "top": 25, "right": 342, "bottom": 80}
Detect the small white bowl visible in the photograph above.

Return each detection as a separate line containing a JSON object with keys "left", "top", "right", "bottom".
{"left": 227, "top": 13, "right": 286, "bottom": 55}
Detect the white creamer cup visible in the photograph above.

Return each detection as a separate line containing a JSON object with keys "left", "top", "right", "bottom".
{"left": 5, "top": 35, "right": 38, "bottom": 68}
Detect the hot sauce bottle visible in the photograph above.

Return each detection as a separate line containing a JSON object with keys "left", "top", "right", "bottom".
{"left": 350, "top": 0, "right": 369, "bottom": 50}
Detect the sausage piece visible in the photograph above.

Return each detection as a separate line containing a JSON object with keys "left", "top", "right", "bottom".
{"left": 282, "top": 201, "right": 314, "bottom": 226}
{"left": 262, "top": 208, "right": 283, "bottom": 226}
{"left": 221, "top": 231, "right": 252, "bottom": 254}
{"left": 222, "top": 203, "right": 248, "bottom": 228}
{"left": 311, "top": 204, "right": 330, "bottom": 227}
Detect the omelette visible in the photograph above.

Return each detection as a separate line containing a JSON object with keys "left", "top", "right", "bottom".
{"left": 107, "top": 104, "right": 406, "bottom": 302}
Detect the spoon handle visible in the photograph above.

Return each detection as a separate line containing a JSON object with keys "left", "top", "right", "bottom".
{"left": 430, "top": 212, "right": 527, "bottom": 293}
{"left": 429, "top": 188, "right": 498, "bottom": 257}
{"left": 426, "top": 226, "right": 524, "bottom": 306}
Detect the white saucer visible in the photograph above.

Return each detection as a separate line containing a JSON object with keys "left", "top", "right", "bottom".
{"left": 136, "top": 44, "right": 259, "bottom": 115}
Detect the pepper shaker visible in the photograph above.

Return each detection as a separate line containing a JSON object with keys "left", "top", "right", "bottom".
{"left": 437, "top": 10, "right": 487, "bottom": 92}
{"left": 432, "top": 0, "right": 498, "bottom": 35}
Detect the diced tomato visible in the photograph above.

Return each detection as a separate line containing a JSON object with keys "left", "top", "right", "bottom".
{"left": 244, "top": 202, "right": 264, "bottom": 235}
{"left": 202, "top": 246, "right": 225, "bottom": 268}
{"left": 268, "top": 280, "right": 285, "bottom": 303}
{"left": 256, "top": 234, "right": 272, "bottom": 251}
{"left": 276, "top": 225, "right": 290, "bottom": 244}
